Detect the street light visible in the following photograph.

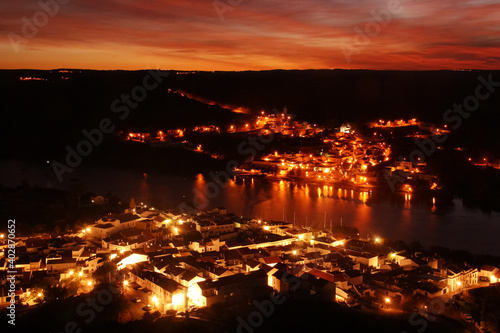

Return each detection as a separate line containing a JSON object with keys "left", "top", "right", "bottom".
{"left": 385, "top": 297, "right": 391, "bottom": 309}
{"left": 152, "top": 295, "right": 160, "bottom": 309}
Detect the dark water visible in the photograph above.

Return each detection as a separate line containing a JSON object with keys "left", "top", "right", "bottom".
{"left": 2, "top": 160, "right": 499, "bottom": 255}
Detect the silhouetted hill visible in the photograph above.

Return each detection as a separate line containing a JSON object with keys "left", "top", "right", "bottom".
{"left": 168, "top": 69, "right": 500, "bottom": 152}
{"left": 1, "top": 69, "right": 499, "bottom": 163}
{"left": 0, "top": 69, "right": 246, "bottom": 161}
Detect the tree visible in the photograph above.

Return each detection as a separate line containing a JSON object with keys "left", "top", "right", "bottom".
{"left": 143, "top": 310, "right": 161, "bottom": 322}
{"left": 32, "top": 276, "right": 58, "bottom": 290}
{"left": 93, "top": 262, "right": 116, "bottom": 284}
{"left": 60, "top": 278, "right": 80, "bottom": 297}
{"left": 101, "top": 288, "right": 129, "bottom": 322}
{"left": 45, "top": 285, "right": 68, "bottom": 301}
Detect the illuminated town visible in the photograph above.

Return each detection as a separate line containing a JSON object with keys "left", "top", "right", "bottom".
{"left": 2, "top": 9, "right": 500, "bottom": 330}
{"left": 124, "top": 113, "right": 439, "bottom": 194}
{"left": 3, "top": 73, "right": 500, "bottom": 332}
{"left": 2, "top": 202, "right": 499, "bottom": 331}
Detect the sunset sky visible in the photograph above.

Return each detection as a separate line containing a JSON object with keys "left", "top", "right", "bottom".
{"left": 1, "top": 0, "right": 500, "bottom": 70}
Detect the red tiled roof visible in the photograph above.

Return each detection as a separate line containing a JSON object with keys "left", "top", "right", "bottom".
{"left": 308, "top": 268, "right": 335, "bottom": 283}
{"left": 262, "top": 256, "right": 282, "bottom": 264}
{"left": 481, "top": 265, "right": 497, "bottom": 272}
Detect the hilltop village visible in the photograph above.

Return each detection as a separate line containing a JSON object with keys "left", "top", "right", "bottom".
{"left": 126, "top": 111, "right": 444, "bottom": 192}
{"left": 1, "top": 203, "right": 499, "bottom": 332}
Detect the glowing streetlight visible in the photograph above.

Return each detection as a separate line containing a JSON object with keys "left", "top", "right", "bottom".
{"left": 172, "top": 294, "right": 183, "bottom": 307}
{"left": 292, "top": 250, "right": 297, "bottom": 255}
{"left": 391, "top": 253, "right": 396, "bottom": 258}
{"left": 375, "top": 237, "right": 381, "bottom": 243}
{"left": 37, "top": 293, "right": 42, "bottom": 297}
{"left": 88, "top": 281, "right": 93, "bottom": 286}
{"left": 124, "top": 280, "right": 128, "bottom": 286}
{"left": 385, "top": 298, "right": 390, "bottom": 304}
{"left": 86, "top": 227, "right": 90, "bottom": 232}
{"left": 69, "top": 270, "right": 74, "bottom": 275}
{"left": 456, "top": 281, "right": 462, "bottom": 292}
{"left": 0, "top": 234, "right": 4, "bottom": 238}
{"left": 79, "top": 271, "right": 83, "bottom": 277}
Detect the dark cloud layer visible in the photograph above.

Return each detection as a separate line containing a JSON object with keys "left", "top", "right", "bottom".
{"left": 1, "top": 0, "right": 499, "bottom": 69}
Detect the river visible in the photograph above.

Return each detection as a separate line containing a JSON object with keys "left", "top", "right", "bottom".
{"left": 1, "top": 160, "right": 499, "bottom": 255}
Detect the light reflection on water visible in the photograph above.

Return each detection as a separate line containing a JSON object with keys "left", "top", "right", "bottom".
{"left": 1, "top": 160, "right": 499, "bottom": 255}
{"left": 190, "top": 175, "right": 499, "bottom": 255}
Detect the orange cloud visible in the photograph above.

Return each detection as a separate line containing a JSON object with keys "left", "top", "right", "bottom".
{"left": 1, "top": 0, "right": 499, "bottom": 70}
